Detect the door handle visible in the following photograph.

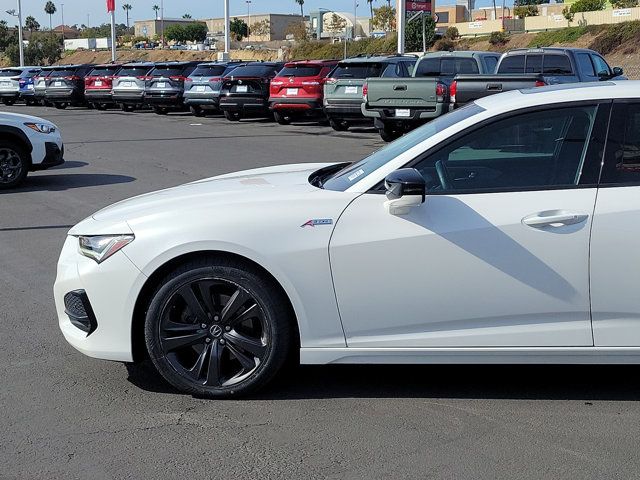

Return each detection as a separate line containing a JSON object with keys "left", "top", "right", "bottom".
{"left": 522, "top": 211, "right": 588, "bottom": 228}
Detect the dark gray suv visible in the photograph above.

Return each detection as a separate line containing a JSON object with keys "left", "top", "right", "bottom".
{"left": 144, "top": 61, "right": 201, "bottom": 115}
{"left": 183, "top": 61, "right": 245, "bottom": 116}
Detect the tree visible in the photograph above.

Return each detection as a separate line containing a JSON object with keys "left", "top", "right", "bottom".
{"left": 6, "top": 31, "right": 62, "bottom": 65}
{"left": 372, "top": 6, "right": 396, "bottom": 32}
{"left": 444, "top": 26, "right": 459, "bottom": 40}
{"left": 183, "top": 14, "right": 192, "bottom": 19}
{"left": 44, "top": 1, "right": 57, "bottom": 32}
{"left": 514, "top": 5, "right": 540, "bottom": 17}
{"left": 489, "top": 30, "right": 509, "bottom": 45}
{"left": 568, "top": 0, "right": 606, "bottom": 13}
{"left": 152, "top": 4, "right": 160, "bottom": 19}
{"left": 184, "top": 23, "right": 207, "bottom": 42}
{"left": 25, "top": 16, "right": 41, "bottom": 33}
{"left": 122, "top": 4, "right": 132, "bottom": 29}
{"left": 367, "top": 0, "right": 375, "bottom": 19}
{"left": 405, "top": 15, "right": 436, "bottom": 51}
{"left": 0, "top": 20, "right": 18, "bottom": 51}
{"left": 285, "top": 20, "right": 309, "bottom": 41}
{"left": 294, "top": 0, "right": 304, "bottom": 18}
{"left": 250, "top": 19, "right": 272, "bottom": 38}
{"left": 229, "top": 18, "right": 248, "bottom": 41}
{"left": 326, "top": 13, "right": 347, "bottom": 36}
{"left": 611, "top": 0, "right": 638, "bottom": 7}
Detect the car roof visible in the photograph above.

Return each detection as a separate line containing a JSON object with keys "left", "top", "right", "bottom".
{"left": 475, "top": 80, "right": 634, "bottom": 112}
{"left": 503, "top": 47, "right": 597, "bottom": 55}
{"left": 284, "top": 59, "right": 339, "bottom": 66}
{"left": 195, "top": 60, "right": 245, "bottom": 67}
{"left": 51, "top": 64, "right": 95, "bottom": 69}
{"left": 339, "top": 54, "right": 417, "bottom": 64}
{"left": 419, "top": 51, "right": 495, "bottom": 59}
{"left": 121, "top": 62, "right": 156, "bottom": 67}
{"left": 91, "top": 64, "right": 123, "bottom": 68}
{"left": 153, "top": 61, "right": 201, "bottom": 67}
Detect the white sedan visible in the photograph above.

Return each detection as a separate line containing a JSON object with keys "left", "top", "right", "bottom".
{"left": 55, "top": 81, "right": 640, "bottom": 397}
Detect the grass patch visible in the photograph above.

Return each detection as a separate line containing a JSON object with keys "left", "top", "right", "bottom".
{"left": 529, "top": 26, "right": 591, "bottom": 47}
{"left": 589, "top": 20, "right": 640, "bottom": 54}
{"left": 289, "top": 35, "right": 398, "bottom": 60}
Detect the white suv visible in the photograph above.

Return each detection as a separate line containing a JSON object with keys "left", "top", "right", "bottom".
{"left": 0, "top": 111, "right": 63, "bottom": 189}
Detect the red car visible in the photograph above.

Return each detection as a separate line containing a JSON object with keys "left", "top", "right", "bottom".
{"left": 84, "top": 64, "right": 122, "bottom": 110}
{"left": 268, "top": 60, "right": 338, "bottom": 125}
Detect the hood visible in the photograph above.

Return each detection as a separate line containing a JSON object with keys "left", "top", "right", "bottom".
{"left": 0, "top": 111, "right": 53, "bottom": 125}
{"left": 87, "top": 163, "right": 332, "bottom": 226}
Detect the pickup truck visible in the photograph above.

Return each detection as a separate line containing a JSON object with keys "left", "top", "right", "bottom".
{"left": 450, "top": 74, "right": 545, "bottom": 108}
{"left": 495, "top": 47, "right": 625, "bottom": 84}
{"left": 361, "top": 51, "right": 500, "bottom": 141}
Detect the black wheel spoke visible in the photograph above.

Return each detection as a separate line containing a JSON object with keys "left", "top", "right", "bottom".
{"left": 188, "top": 343, "right": 210, "bottom": 379}
{"left": 205, "top": 340, "right": 222, "bottom": 386}
{"left": 163, "top": 320, "right": 203, "bottom": 334}
{"left": 162, "top": 331, "right": 207, "bottom": 351}
{"left": 220, "top": 288, "right": 250, "bottom": 323}
{"left": 177, "top": 284, "right": 209, "bottom": 322}
{"left": 226, "top": 342, "right": 257, "bottom": 371}
{"left": 229, "top": 302, "right": 260, "bottom": 326}
{"left": 196, "top": 280, "right": 218, "bottom": 318}
{"left": 224, "top": 330, "right": 266, "bottom": 359}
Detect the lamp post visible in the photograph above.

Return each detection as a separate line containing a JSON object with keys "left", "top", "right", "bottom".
{"left": 61, "top": 3, "right": 64, "bottom": 41}
{"left": 6, "top": 2, "right": 24, "bottom": 67}
{"left": 223, "top": 0, "right": 230, "bottom": 56}
{"left": 397, "top": 0, "right": 405, "bottom": 54}
{"left": 246, "top": 0, "right": 252, "bottom": 41}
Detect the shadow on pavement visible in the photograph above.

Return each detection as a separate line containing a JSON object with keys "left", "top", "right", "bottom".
{"left": 51, "top": 160, "right": 89, "bottom": 169}
{"left": 7, "top": 172, "right": 136, "bottom": 192}
{"left": 124, "top": 361, "right": 640, "bottom": 401}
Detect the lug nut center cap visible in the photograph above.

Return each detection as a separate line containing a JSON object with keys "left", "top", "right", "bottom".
{"left": 209, "top": 324, "right": 223, "bottom": 338}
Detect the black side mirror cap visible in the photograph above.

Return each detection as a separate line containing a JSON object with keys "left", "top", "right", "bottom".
{"left": 384, "top": 168, "right": 426, "bottom": 202}
{"left": 612, "top": 66, "right": 624, "bottom": 77}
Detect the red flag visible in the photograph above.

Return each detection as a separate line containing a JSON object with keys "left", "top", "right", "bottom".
{"left": 107, "top": 0, "right": 115, "bottom": 12}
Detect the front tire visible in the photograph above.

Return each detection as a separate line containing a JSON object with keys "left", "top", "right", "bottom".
{"left": 273, "top": 111, "right": 291, "bottom": 125}
{"left": 54, "top": 102, "right": 68, "bottom": 110}
{"left": 0, "top": 141, "right": 29, "bottom": 189}
{"left": 329, "top": 118, "right": 349, "bottom": 131}
{"left": 223, "top": 111, "right": 241, "bottom": 121}
{"left": 153, "top": 106, "right": 169, "bottom": 115}
{"left": 144, "top": 259, "right": 293, "bottom": 398}
{"left": 190, "top": 105, "right": 205, "bottom": 117}
{"left": 379, "top": 124, "right": 402, "bottom": 142}
{"left": 2, "top": 98, "right": 16, "bottom": 106}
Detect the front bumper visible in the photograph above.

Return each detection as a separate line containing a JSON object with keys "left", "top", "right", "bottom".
{"left": 219, "top": 96, "right": 269, "bottom": 113}
{"left": 31, "top": 142, "right": 64, "bottom": 171}
{"left": 54, "top": 235, "right": 145, "bottom": 362}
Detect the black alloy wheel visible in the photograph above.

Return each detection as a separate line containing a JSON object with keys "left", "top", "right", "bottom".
{"left": 0, "top": 142, "right": 28, "bottom": 189}
{"left": 145, "top": 259, "right": 293, "bottom": 397}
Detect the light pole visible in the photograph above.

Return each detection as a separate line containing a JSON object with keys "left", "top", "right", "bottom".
{"left": 61, "top": 3, "right": 64, "bottom": 41}
{"left": 353, "top": 0, "right": 357, "bottom": 39}
{"left": 161, "top": 0, "right": 164, "bottom": 47}
{"left": 397, "top": 0, "right": 405, "bottom": 54}
{"left": 246, "top": 0, "right": 252, "bottom": 41}
{"left": 6, "top": 3, "right": 24, "bottom": 67}
{"left": 223, "top": 0, "right": 230, "bottom": 56}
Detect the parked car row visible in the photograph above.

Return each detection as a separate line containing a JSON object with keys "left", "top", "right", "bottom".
{"left": 0, "top": 47, "right": 626, "bottom": 142}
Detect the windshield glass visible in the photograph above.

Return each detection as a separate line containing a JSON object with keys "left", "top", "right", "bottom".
{"left": 191, "top": 65, "right": 228, "bottom": 77}
{"left": 277, "top": 65, "right": 323, "bottom": 77}
{"left": 227, "top": 65, "right": 278, "bottom": 77}
{"left": 322, "top": 103, "right": 487, "bottom": 191}
{"left": 89, "top": 67, "right": 120, "bottom": 76}
{"left": 415, "top": 57, "right": 479, "bottom": 76}
{"left": 331, "top": 62, "right": 384, "bottom": 79}
{"left": 49, "top": 69, "right": 75, "bottom": 77}
{"left": 151, "top": 66, "right": 185, "bottom": 77}
{"left": 118, "top": 66, "right": 152, "bottom": 77}
{"left": 0, "top": 69, "right": 22, "bottom": 77}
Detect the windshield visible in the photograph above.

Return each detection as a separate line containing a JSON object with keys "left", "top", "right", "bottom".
{"left": 118, "top": 66, "right": 152, "bottom": 77}
{"left": 322, "top": 103, "right": 487, "bottom": 191}
{"left": 277, "top": 65, "right": 323, "bottom": 77}
{"left": 0, "top": 70, "right": 22, "bottom": 77}
{"left": 228, "top": 65, "right": 278, "bottom": 77}
{"left": 415, "top": 57, "right": 479, "bottom": 77}
{"left": 50, "top": 69, "right": 75, "bottom": 77}
{"left": 191, "top": 65, "right": 228, "bottom": 77}
{"left": 330, "top": 62, "right": 384, "bottom": 79}
{"left": 151, "top": 66, "right": 185, "bottom": 77}
{"left": 89, "top": 67, "right": 120, "bottom": 77}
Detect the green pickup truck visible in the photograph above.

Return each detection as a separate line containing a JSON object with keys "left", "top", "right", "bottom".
{"left": 361, "top": 51, "right": 500, "bottom": 141}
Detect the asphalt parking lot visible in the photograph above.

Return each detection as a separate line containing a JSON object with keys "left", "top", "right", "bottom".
{"left": 2, "top": 105, "right": 640, "bottom": 480}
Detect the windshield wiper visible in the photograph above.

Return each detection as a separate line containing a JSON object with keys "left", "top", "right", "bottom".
{"left": 309, "top": 162, "right": 352, "bottom": 188}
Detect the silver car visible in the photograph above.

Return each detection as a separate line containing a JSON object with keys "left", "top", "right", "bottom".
{"left": 112, "top": 62, "right": 155, "bottom": 112}
{"left": 33, "top": 67, "right": 54, "bottom": 105}
{"left": 144, "top": 61, "right": 200, "bottom": 115}
{"left": 183, "top": 61, "right": 245, "bottom": 116}
{"left": 0, "top": 67, "right": 40, "bottom": 106}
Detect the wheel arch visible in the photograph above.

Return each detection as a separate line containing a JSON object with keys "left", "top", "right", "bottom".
{"left": 130, "top": 249, "right": 300, "bottom": 362}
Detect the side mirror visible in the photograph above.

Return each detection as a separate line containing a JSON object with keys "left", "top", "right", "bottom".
{"left": 384, "top": 168, "right": 426, "bottom": 215}
{"left": 612, "top": 66, "right": 624, "bottom": 78}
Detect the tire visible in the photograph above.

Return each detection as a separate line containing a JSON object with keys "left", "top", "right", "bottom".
{"left": 2, "top": 98, "right": 16, "bottom": 106}
{"left": 0, "top": 141, "right": 29, "bottom": 189}
{"left": 224, "top": 111, "right": 241, "bottom": 121}
{"left": 190, "top": 106, "right": 205, "bottom": 117}
{"left": 144, "top": 258, "right": 293, "bottom": 398}
{"left": 154, "top": 106, "right": 169, "bottom": 115}
{"left": 329, "top": 118, "right": 349, "bottom": 131}
{"left": 54, "top": 102, "right": 68, "bottom": 110}
{"left": 273, "top": 111, "right": 291, "bottom": 125}
{"left": 318, "top": 117, "right": 330, "bottom": 126}
{"left": 121, "top": 104, "right": 135, "bottom": 112}
{"left": 95, "top": 103, "right": 107, "bottom": 111}
{"left": 379, "top": 125, "right": 402, "bottom": 142}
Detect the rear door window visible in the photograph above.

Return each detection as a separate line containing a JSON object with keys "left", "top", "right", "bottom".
{"left": 331, "top": 62, "right": 384, "bottom": 79}
{"left": 600, "top": 102, "right": 640, "bottom": 185}
{"left": 497, "top": 55, "right": 525, "bottom": 74}
{"left": 543, "top": 55, "right": 573, "bottom": 75}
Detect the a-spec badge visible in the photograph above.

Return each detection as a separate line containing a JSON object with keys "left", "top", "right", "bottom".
{"left": 301, "top": 219, "right": 333, "bottom": 228}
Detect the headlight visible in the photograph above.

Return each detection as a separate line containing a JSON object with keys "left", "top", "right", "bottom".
{"left": 77, "top": 235, "right": 135, "bottom": 264}
{"left": 24, "top": 122, "right": 56, "bottom": 134}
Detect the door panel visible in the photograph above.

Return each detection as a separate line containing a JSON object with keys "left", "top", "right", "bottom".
{"left": 330, "top": 190, "right": 596, "bottom": 347}
{"left": 591, "top": 102, "right": 640, "bottom": 346}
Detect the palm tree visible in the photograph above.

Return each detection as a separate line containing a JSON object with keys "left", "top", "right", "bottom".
{"left": 152, "top": 4, "right": 160, "bottom": 20}
{"left": 122, "top": 4, "right": 132, "bottom": 30}
{"left": 25, "top": 15, "right": 40, "bottom": 33}
{"left": 367, "top": 0, "right": 375, "bottom": 19}
{"left": 182, "top": 14, "right": 192, "bottom": 19}
{"left": 44, "top": 1, "right": 57, "bottom": 33}
{"left": 294, "top": 0, "right": 304, "bottom": 18}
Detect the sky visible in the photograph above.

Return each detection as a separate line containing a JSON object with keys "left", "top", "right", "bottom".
{"left": 5, "top": 0, "right": 501, "bottom": 29}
